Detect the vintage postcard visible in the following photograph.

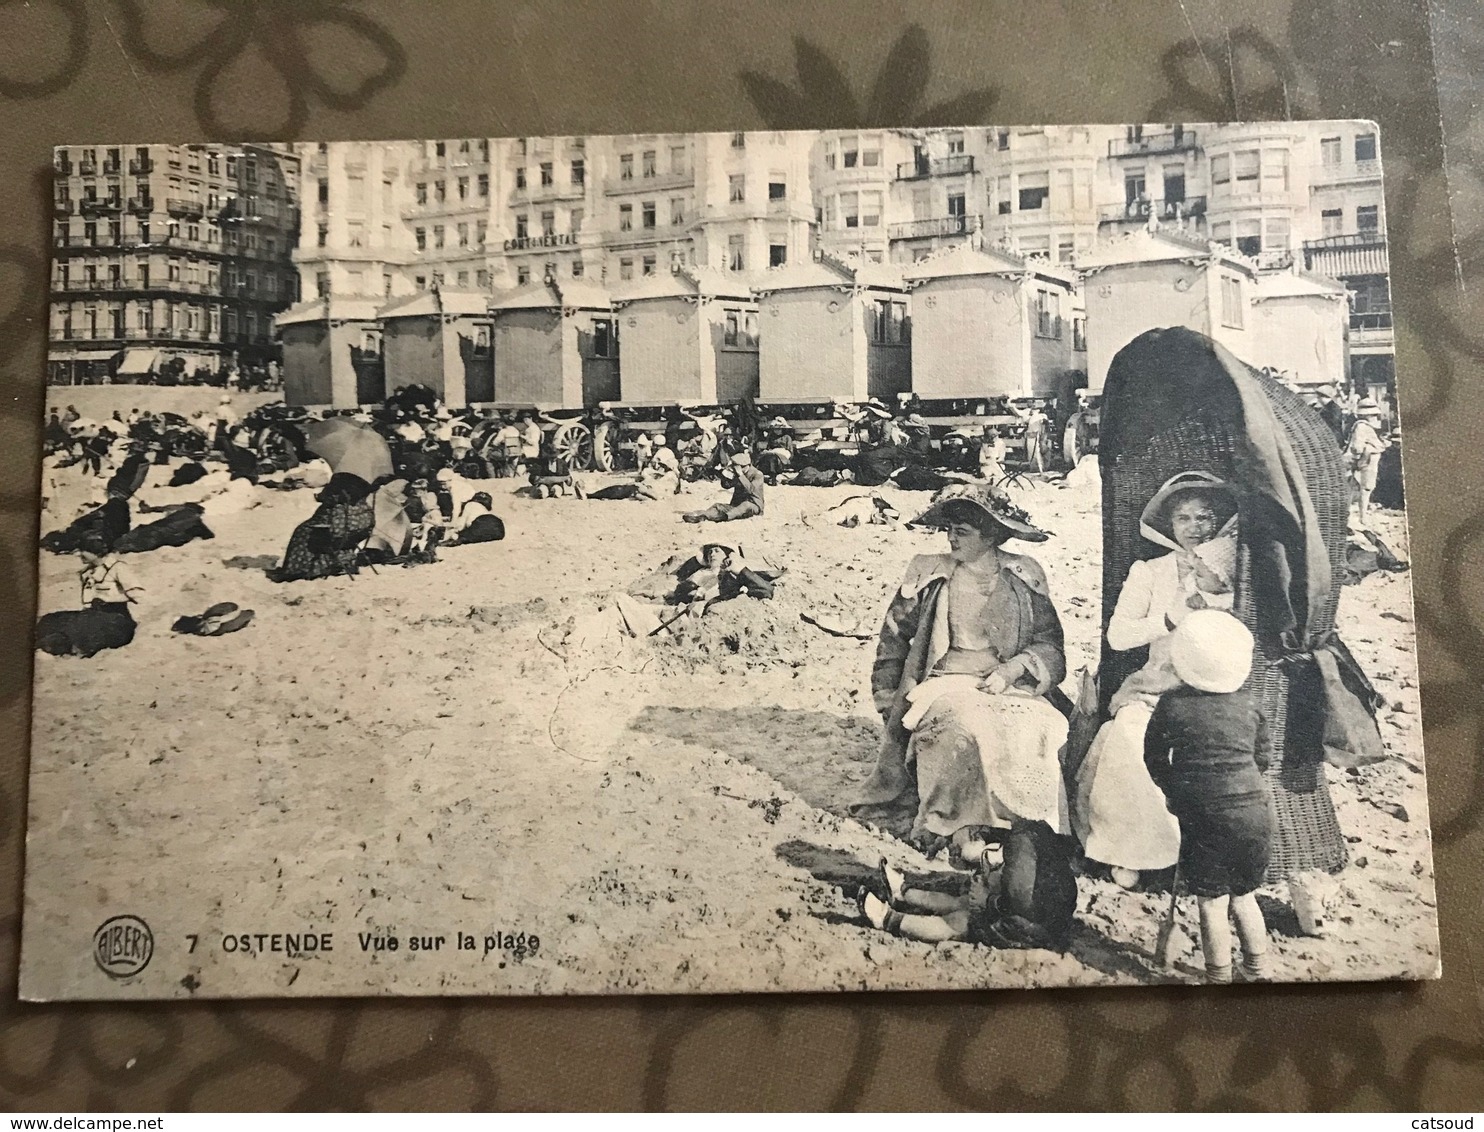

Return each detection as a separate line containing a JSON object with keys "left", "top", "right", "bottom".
{"left": 23, "top": 124, "right": 1436, "bottom": 1000}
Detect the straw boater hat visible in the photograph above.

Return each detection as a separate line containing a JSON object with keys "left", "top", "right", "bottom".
{"left": 769, "top": 416, "right": 790, "bottom": 429}
{"left": 908, "top": 482, "right": 1050, "bottom": 543}
{"left": 861, "top": 398, "right": 893, "bottom": 419}
{"left": 903, "top": 413, "right": 930, "bottom": 431}
{"left": 1356, "top": 397, "right": 1383, "bottom": 419}
{"left": 1169, "top": 609, "right": 1254, "bottom": 694}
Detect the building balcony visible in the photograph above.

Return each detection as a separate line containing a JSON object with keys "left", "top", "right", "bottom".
{"left": 511, "top": 180, "right": 588, "bottom": 203}
{"left": 54, "top": 160, "right": 72, "bottom": 176}
{"left": 1310, "top": 159, "right": 1381, "bottom": 186}
{"left": 127, "top": 196, "right": 154, "bottom": 214}
{"left": 888, "top": 214, "right": 981, "bottom": 240}
{"left": 603, "top": 170, "right": 693, "bottom": 196}
{"left": 78, "top": 160, "right": 97, "bottom": 176}
{"left": 79, "top": 198, "right": 123, "bottom": 215}
{"left": 53, "top": 199, "right": 73, "bottom": 215}
{"left": 128, "top": 157, "right": 154, "bottom": 175}
{"left": 1302, "top": 231, "right": 1388, "bottom": 277}
{"left": 1107, "top": 129, "right": 1200, "bottom": 158}
{"left": 1349, "top": 311, "right": 1393, "bottom": 350}
{"left": 167, "top": 197, "right": 205, "bottom": 219}
{"left": 1100, "top": 195, "right": 1208, "bottom": 224}
{"left": 896, "top": 154, "right": 976, "bottom": 180}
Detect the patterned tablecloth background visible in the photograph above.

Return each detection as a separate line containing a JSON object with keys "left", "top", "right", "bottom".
{"left": 0, "top": 0, "right": 1481, "bottom": 1111}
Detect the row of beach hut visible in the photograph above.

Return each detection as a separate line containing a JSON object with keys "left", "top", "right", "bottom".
{"left": 276, "top": 231, "right": 1350, "bottom": 412}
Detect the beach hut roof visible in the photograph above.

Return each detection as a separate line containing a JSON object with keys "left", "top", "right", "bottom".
{"left": 1077, "top": 228, "right": 1256, "bottom": 277}
{"left": 488, "top": 278, "right": 613, "bottom": 312}
{"left": 611, "top": 265, "right": 758, "bottom": 304}
{"left": 274, "top": 296, "right": 384, "bottom": 327}
{"left": 1251, "top": 270, "right": 1349, "bottom": 301}
{"left": 752, "top": 253, "right": 906, "bottom": 295}
{"left": 902, "top": 243, "right": 1076, "bottom": 288}
{"left": 378, "top": 288, "right": 490, "bottom": 320}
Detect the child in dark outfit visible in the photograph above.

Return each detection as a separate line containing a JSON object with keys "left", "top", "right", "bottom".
{"left": 1143, "top": 609, "right": 1274, "bottom": 984}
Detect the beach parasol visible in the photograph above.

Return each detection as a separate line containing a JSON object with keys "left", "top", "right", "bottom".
{"left": 302, "top": 418, "right": 393, "bottom": 483}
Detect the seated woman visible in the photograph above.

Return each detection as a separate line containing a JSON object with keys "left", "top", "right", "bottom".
{"left": 35, "top": 532, "right": 141, "bottom": 657}
{"left": 39, "top": 484, "right": 132, "bottom": 554}
{"left": 854, "top": 483, "right": 1077, "bottom": 949}
{"left": 271, "top": 473, "right": 376, "bottom": 582}
{"left": 1075, "top": 471, "right": 1237, "bottom": 888}
{"left": 446, "top": 492, "right": 505, "bottom": 545}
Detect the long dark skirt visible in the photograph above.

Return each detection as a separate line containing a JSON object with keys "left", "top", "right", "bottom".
{"left": 36, "top": 601, "right": 135, "bottom": 657}
{"left": 456, "top": 514, "right": 505, "bottom": 544}
{"left": 115, "top": 506, "right": 215, "bottom": 554}
{"left": 273, "top": 498, "right": 375, "bottom": 581}
{"left": 40, "top": 497, "right": 132, "bottom": 554}
{"left": 1172, "top": 791, "right": 1273, "bottom": 897}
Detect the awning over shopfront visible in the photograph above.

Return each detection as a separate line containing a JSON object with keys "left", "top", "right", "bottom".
{"left": 47, "top": 349, "right": 118, "bottom": 362}
{"left": 116, "top": 348, "right": 160, "bottom": 376}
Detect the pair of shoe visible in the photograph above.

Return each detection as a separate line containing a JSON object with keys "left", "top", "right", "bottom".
{"left": 171, "top": 601, "right": 254, "bottom": 636}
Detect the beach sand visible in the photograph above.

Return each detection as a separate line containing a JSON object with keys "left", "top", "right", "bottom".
{"left": 19, "top": 455, "right": 1438, "bottom": 999}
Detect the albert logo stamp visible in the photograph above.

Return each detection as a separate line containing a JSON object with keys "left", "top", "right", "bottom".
{"left": 93, "top": 915, "right": 154, "bottom": 979}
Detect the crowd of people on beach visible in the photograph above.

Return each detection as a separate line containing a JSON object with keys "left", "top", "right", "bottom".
{"left": 32, "top": 367, "right": 1406, "bottom": 983}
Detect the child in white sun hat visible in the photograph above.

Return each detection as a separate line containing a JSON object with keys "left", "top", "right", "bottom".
{"left": 1143, "top": 609, "right": 1275, "bottom": 984}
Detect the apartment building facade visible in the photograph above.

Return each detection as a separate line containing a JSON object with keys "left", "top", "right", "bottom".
{"left": 49, "top": 142, "right": 301, "bottom": 383}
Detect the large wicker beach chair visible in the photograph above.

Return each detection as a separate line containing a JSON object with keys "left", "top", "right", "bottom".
{"left": 1098, "top": 327, "right": 1351, "bottom": 879}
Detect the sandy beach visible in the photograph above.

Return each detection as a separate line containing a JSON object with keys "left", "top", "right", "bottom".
{"left": 19, "top": 444, "right": 1438, "bottom": 1000}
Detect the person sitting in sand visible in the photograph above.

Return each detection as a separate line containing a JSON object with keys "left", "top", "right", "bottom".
{"left": 446, "top": 491, "right": 505, "bottom": 545}
{"left": 682, "top": 450, "right": 765, "bottom": 524}
{"left": 271, "top": 473, "right": 376, "bottom": 582}
{"left": 611, "top": 542, "right": 782, "bottom": 637}
{"left": 35, "top": 531, "right": 141, "bottom": 658}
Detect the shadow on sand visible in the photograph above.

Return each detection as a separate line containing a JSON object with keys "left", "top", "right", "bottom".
{"left": 630, "top": 704, "right": 1172, "bottom": 984}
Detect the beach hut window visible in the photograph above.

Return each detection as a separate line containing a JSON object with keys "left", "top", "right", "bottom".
{"left": 724, "top": 309, "right": 759, "bottom": 349}
{"left": 472, "top": 327, "right": 490, "bottom": 357}
{"left": 1220, "top": 275, "right": 1245, "bottom": 329}
{"left": 592, "top": 319, "right": 616, "bottom": 358}
{"left": 872, "top": 300, "right": 908, "bottom": 345}
{"left": 1034, "top": 289, "right": 1062, "bottom": 339}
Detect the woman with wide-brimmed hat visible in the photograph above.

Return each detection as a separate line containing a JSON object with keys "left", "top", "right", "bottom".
{"left": 1074, "top": 470, "right": 1237, "bottom": 888}
{"left": 854, "top": 482, "right": 1078, "bottom": 949}
{"left": 1346, "top": 398, "right": 1389, "bottom": 530}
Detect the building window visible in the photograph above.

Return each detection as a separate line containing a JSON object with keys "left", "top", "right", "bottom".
{"left": 476, "top": 220, "right": 487, "bottom": 247}
{"left": 670, "top": 197, "right": 685, "bottom": 226}
{"left": 476, "top": 269, "right": 491, "bottom": 288}
{"left": 570, "top": 208, "right": 584, "bottom": 234}
{"left": 1264, "top": 217, "right": 1290, "bottom": 254}
{"left": 415, "top": 274, "right": 427, "bottom": 289}
{"left": 642, "top": 201, "right": 656, "bottom": 229}
{"left": 618, "top": 203, "right": 633, "bottom": 231}
{"left": 1056, "top": 236, "right": 1075, "bottom": 263}
{"left": 457, "top": 271, "right": 469, "bottom": 287}
{"left": 435, "top": 141, "right": 446, "bottom": 158}
{"left": 1355, "top": 133, "right": 1377, "bottom": 163}
{"left": 731, "top": 132, "right": 745, "bottom": 148}
{"left": 769, "top": 243, "right": 787, "bottom": 267}
{"left": 1125, "top": 170, "right": 1147, "bottom": 204}
{"left": 1233, "top": 149, "right": 1260, "bottom": 186}
{"left": 415, "top": 226, "right": 427, "bottom": 250}
{"left": 431, "top": 180, "right": 443, "bottom": 203}
{"left": 458, "top": 176, "right": 469, "bottom": 201}
{"left": 727, "top": 235, "right": 744, "bottom": 271}
{"left": 515, "top": 214, "right": 528, "bottom": 238}
{"left": 1357, "top": 204, "right": 1379, "bottom": 233}
{"left": 478, "top": 172, "right": 489, "bottom": 197}
{"left": 839, "top": 191, "right": 864, "bottom": 228}
{"left": 768, "top": 179, "right": 786, "bottom": 200}
{"left": 591, "top": 318, "right": 616, "bottom": 357}
{"left": 997, "top": 130, "right": 1011, "bottom": 151}
{"left": 515, "top": 166, "right": 529, "bottom": 191}
{"left": 416, "top": 182, "right": 428, "bottom": 204}
{"left": 642, "top": 254, "right": 656, "bottom": 276}
{"left": 1234, "top": 219, "right": 1260, "bottom": 257}
{"left": 842, "top": 137, "right": 859, "bottom": 168}
{"left": 1033, "top": 289, "right": 1062, "bottom": 338}
{"left": 729, "top": 175, "right": 745, "bottom": 202}
{"left": 862, "top": 191, "right": 882, "bottom": 227}
{"left": 541, "top": 211, "right": 555, "bottom": 236}
{"left": 516, "top": 266, "right": 529, "bottom": 285}
{"left": 1211, "top": 221, "right": 1231, "bottom": 246}
{"left": 996, "top": 175, "right": 1011, "bottom": 215}
{"left": 315, "top": 271, "right": 329, "bottom": 298}
{"left": 823, "top": 142, "right": 835, "bottom": 171}
{"left": 384, "top": 272, "right": 394, "bottom": 296}
{"left": 670, "top": 146, "right": 686, "bottom": 175}
{"left": 458, "top": 222, "right": 470, "bottom": 247}
{"left": 862, "top": 134, "right": 881, "bottom": 167}
{"left": 431, "top": 270, "right": 444, "bottom": 287}
{"left": 613, "top": 258, "right": 630, "bottom": 281}
{"left": 433, "top": 225, "right": 445, "bottom": 249}
{"left": 571, "top": 159, "right": 584, "bottom": 187}
{"left": 946, "top": 132, "right": 965, "bottom": 155}
{"left": 1018, "top": 172, "right": 1049, "bottom": 211}
{"left": 1220, "top": 275, "right": 1244, "bottom": 328}
{"left": 347, "top": 222, "right": 364, "bottom": 247}
{"left": 540, "top": 162, "right": 553, "bottom": 187}
{"left": 872, "top": 299, "right": 908, "bottom": 345}
{"left": 1211, "top": 154, "right": 1230, "bottom": 188}
{"left": 571, "top": 260, "right": 585, "bottom": 278}
{"left": 620, "top": 154, "right": 634, "bottom": 180}
{"left": 723, "top": 308, "right": 759, "bottom": 348}
{"left": 1072, "top": 316, "right": 1087, "bottom": 352}
{"left": 1320, "top": 136, "right": 1341, "bottom": 166}
{"left": 642, "top": 151, "right": 657, "bottom": 177}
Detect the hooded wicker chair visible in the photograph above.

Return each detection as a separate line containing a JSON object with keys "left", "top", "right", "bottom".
{"left": 1098, "top": 327, "right": 1350, "bottom": 879}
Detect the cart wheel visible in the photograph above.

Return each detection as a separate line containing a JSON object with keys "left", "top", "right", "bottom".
{"left": 1063, "top": 416, "right": 1083, "bottom": 466}
{"left": 552, "top": 422, "right": 594, "bottom": 471}
{"left": 592, "top": 420, "right": 621, "bottom": 472}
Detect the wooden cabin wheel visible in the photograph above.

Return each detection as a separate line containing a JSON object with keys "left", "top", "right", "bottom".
{"left": 551, "top": 421, "right": 595, "bottom": 471}
{"left": 591, "top": 420, "right": 623, "bottom": 471}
